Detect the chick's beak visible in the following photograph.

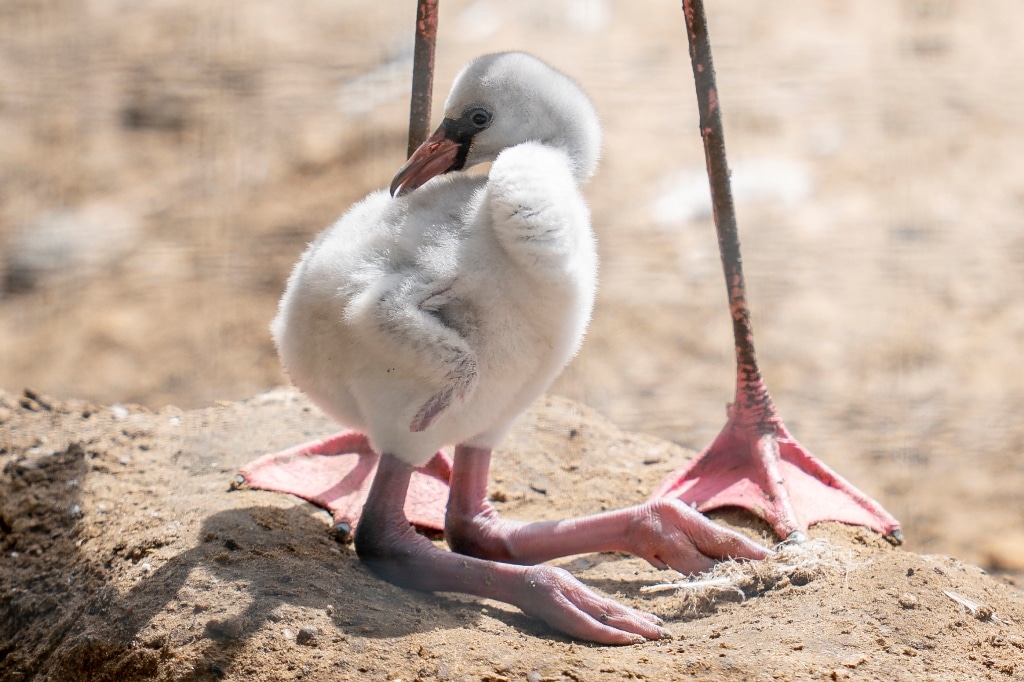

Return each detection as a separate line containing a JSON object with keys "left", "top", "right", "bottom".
{"left": 390, "top": 125, "right": 463, "bottom": 197}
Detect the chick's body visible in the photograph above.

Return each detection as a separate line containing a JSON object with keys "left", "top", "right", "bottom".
{"left": 273, "top": 143, "right": 596, "bottom": 465}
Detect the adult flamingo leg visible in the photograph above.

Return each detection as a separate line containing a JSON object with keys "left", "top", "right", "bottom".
{"left": 652, "top": 0, "right": 902, "bottom": 544}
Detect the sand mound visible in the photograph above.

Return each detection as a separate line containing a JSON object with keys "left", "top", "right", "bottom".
{"left": 2, "top": 389, "right": 1021, "bottom": 681}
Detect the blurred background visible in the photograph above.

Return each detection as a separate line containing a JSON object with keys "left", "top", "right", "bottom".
{"left": 1, "top": 0, "right": 1022, "bottom": 579}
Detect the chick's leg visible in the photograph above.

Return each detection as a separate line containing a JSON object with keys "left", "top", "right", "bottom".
{"left": 356, "top": 452, "right": 667, "bottom": 645}
{"left": 445, "top": 446, "right": 771, "bottom": 573}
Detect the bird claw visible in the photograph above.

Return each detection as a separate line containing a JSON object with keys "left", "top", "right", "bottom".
{"left": 885, "top": 529, "right": 904, "bottom": 546}
{"left": 329, "top": 521, "right": 354, "bottom": 544}
{"left": 783, "top": 530, "right": 808, "bottom": 545}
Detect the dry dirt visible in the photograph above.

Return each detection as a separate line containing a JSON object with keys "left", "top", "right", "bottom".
{"left": 2, "top": 0, "right": 1024, "bottom": 679}
{"left": 2, "top": 390, "right": 1023, "bottom": 681}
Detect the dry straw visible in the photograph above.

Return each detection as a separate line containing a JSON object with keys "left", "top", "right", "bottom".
{"left": 641, "top": 539, "right": 866, "bottom": 611}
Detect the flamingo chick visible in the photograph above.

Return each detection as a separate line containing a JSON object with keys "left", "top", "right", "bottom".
{"left": 255, "top": 52, "right": 769, "bottom": 644}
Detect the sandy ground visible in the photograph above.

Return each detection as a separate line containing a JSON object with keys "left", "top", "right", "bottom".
{"left": 2, "top": 390, "right": 1023, "bottom": 681}
{"left": 1, "top": 0, "right": 1024, "bottom": 678}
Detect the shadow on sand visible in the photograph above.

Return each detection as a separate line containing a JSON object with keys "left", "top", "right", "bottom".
{"left": 2, "top": 442, "right": 579, "bottom": 680}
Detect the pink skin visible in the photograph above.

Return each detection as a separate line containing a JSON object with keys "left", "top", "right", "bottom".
{"left": 238, "top": 431, "right": 453, "bottom": 536}
{"left": 356, "top": 445, "right": 768, "bottom": 645}
{"left": 649, "top": 377, "right": 903, "bottom": 544}
{"left": 355, "top": 450, "right": 665, "bottom": 644}
{"left": 241, "top": 436, "right": 770, "bottom": 644}
{"left": 444, "top": 445, "right": 768, "bottom": 573}
{"left": 390, "top": 127, "right": 460, "bottom": 197}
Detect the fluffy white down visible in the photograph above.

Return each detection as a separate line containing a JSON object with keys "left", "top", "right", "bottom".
{"left": 272, "top": 54, "right": 600, "bottom": 465}
{"left": 446, "top": 52, "right": 602, "bottom": 182}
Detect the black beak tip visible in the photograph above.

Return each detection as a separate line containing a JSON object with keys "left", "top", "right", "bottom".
{"left": 389, "top": 177, "right": 404, "bottom": 198}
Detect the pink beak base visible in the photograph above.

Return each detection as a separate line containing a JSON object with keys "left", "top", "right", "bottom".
{"left": 390, "top": 126, "right": 461, "bottom": 197}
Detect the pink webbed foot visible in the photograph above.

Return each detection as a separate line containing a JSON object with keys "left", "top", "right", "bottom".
{"left": 237, "top": 430, "right": 452, "bottom": 539}
{"left": 651, "top": 405, "right": 903, "bottom": 544}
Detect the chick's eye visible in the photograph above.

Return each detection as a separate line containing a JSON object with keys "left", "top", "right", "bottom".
{"left": 469, "top": 108, "right": 491, "bottom": 128}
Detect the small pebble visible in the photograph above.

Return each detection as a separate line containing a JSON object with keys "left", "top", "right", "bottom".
{"left": 898, "top": 593, "right": 918, "bottom": 609}
{"left": 790, "top": 568, "right": 813, "bottom": 586}
{"left": 842, "top": 654, "right": 867, "bottom": 669}
{"left": 296, "top": 626, "right": 319, "bottom": 646}
{"left": 205, "top": 618, "right": 244, "bottom": 641}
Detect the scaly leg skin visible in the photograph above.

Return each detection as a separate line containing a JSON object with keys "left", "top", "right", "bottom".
{"left": 237, "top": 430, "right": 452, "bottom": 538}
{"left": 673, "top": 0, "right": 902, "bottom": 546}
{"left": 355, "top": 453, "right": 668, "bottom": 645}
{"left": 650, "top": 387, "right": 903, "bottom": 545}
{"left": 444, "top": 445, "right": 771, "bottom": 572}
